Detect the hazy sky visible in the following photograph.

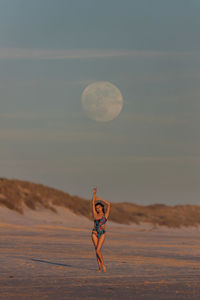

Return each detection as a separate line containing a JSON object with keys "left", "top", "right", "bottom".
{"left": 0, "top": 0, "right": 200, "bottom": 205}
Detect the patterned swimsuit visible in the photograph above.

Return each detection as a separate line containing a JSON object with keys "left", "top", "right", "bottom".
{"left": 92, "top": 215, "right": 107, "bottom": 238}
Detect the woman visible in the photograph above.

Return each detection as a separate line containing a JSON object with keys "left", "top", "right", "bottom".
{"left": 91, "top": 187, "right": 111, "bottom": 272}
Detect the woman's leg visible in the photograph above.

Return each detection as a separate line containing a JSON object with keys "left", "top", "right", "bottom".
{"left": 96, "top": 233, "right": 106, "bottom": 272}
{"left": 91, "top": 233, "right": 102, "bottom": 271}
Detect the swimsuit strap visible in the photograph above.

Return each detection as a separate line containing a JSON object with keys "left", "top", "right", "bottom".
{"left": 94, "top": 215, "right": 107, "bottom": 222}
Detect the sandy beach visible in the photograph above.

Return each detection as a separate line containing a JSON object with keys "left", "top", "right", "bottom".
{"left": 0, "top": 206, "right": 200, "bottom": 300}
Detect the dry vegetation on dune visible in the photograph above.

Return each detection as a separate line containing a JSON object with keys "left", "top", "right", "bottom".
{"left": 0, "top": 177, "right": 200, "bottom": 228}
{"left": 0, "top": 177, "right": 90, "bottom": 216}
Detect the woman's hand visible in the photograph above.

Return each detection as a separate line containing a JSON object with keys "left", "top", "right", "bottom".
{"left": 95, "top": 196, "right": 110, "bottom": 205}
{"left": 93, "top": 186, "right": 97, "bottom": 194}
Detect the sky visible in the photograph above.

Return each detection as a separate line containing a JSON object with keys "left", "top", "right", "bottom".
{"left": 0, "top": 0, "right": 200, "bottom": 205}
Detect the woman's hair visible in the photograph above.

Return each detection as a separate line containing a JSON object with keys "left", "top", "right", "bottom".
{"left": 95, "top": 202, "right": 105, "bottom": 214}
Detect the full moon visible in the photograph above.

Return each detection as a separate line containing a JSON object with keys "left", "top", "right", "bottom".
{"left": 81, "top": 81, "right": 123, "bottom": 122}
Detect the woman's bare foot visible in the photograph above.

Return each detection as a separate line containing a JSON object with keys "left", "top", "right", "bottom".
{"left": 98, "top": 268, "right": 102, "bottom": 272}
{"left": 102, "top": 264, "right": 106, "bottom": 272}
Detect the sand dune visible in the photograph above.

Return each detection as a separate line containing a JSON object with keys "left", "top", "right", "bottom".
{"left": 1, "top": 177, "right": 200, "bottom": 228}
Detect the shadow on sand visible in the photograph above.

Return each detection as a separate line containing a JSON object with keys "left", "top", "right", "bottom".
{"left": 30, "top": 258, "right": 95, "bottom": 270}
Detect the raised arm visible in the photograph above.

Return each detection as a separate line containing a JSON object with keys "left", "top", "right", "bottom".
{"left": 95, "top": 196, "right": 111, "bottom": 219}
{"left": 92, "top": 187, "right": 97, "bottom": 218}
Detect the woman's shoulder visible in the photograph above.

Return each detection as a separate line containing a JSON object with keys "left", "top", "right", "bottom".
{"left": 102, "top": 215, "right": 107, "bottom": 222}
{"left": 102, "top": 214, "right": 107, "bottom": 220}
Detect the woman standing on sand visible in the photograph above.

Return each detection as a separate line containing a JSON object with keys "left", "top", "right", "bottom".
{"left": 91, "top": 187, "right": 110, "bottom": 272}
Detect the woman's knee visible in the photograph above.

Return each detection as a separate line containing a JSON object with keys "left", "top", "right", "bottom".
{"left": 96, "top": 248, "right": 101, "bottom": 256}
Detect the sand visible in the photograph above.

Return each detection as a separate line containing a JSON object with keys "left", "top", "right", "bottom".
{"left": 0, "top": 206, "right": 200, "bottom": 300}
